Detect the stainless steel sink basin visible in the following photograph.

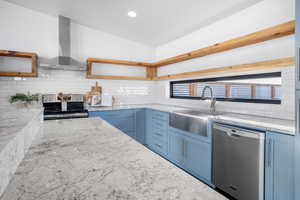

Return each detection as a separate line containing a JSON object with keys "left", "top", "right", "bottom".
{"left": 169, "top": 110, "right": 221, "bottom": 137}
{"left": 174, "top": 109, "right": 222, "bottom": 117}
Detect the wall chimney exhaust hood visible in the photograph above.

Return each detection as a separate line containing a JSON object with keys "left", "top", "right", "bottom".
{"left": 40, "top": 16, "right": 85, "bottom": 71}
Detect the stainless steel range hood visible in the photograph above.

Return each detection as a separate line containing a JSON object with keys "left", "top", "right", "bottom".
{"left": 40, "top": 16, "right": 85, "bottom": 71}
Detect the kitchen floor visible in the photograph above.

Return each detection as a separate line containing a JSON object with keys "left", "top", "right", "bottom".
{"left": 0, "top": 118, "right": 227, "bottom": 200}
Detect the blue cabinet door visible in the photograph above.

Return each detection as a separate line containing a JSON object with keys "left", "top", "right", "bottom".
{"left": 183, "top": 137, "right": 211, "bottom": 182}
{"left": 265, "top": 132, "right": 294, "bottom": 200}
{"left": 111, "top": 117, "right": 135, "bottom": 132}
{"left": 296, "top": 134, "right": 300, "bottom": 200}
{"left": 89, "top": 111, "right": 99, "bottom": 117}
{"left": 89, "top": 110, "right": 136, "bottom": 139}
{"left": 136, "top": 109, "right": 145, "bottom": 144}
{"left": 168, "top": 128, "right": 212, "bottom": 184}
{"left": 168, "top": 131, "right": 184, "bottom": 165}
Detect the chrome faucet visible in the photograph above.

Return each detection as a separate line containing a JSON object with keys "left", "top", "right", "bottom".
{"left": 201, "top": 86, "right": 216, "bottom": 113}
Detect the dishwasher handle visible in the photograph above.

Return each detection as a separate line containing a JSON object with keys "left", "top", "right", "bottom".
{"left": 226, "top": 131, "right": 242, "bottom": 138}
{"left": 213, "top": 124, "right": 265, "bottom": 140}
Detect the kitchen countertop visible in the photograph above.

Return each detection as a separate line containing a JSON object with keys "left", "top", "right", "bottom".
{"left": 214, "top": 113, "right": 295, "bottom": 135}
{"left": 88, "top": 104, "right": 295, "bottom": 135}
{"left": 0, "top": 107, "right": 43, "bottom": 151}
{"left": 0, "top": 118, "right": 227, "bottom": 200}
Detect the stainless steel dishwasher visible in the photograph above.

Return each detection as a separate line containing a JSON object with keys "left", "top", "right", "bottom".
{"left": 213, "top": 123, "right": 265, "bottom": 200}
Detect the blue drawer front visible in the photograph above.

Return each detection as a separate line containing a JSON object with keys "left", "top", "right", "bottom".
{"left": 152, "top": 127, "right": 168, "bottom": 142}
{"left": 150, "top": 110, "right": 169, "bottom": 122}
{"left": 152, "top": 120, "right": 168, "bottom": 130}
{"left": 148, "top": 138, "right": 168, "bottom": 156}
{"left": 145, "top": 109, "right": 169, "bottom": 157}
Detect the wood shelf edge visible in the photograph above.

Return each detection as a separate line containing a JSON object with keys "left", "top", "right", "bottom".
{"left": 87, "top": 58, "right": 153, "bottom": 67}
{"left": 86, "top": 74, "right": 152, "bottom": 81}
{"left": 153, "top": 57, "right": 295, "bottom": 81}
{"left": 0, "top": 50, "right": 38, "bottom": 77}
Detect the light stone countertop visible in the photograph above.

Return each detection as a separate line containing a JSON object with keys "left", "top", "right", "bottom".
{"left": 0, "top": 107, "right": 43, "bottom": 151}
{"left": 88, "top": 104, "right": 295, "bottom": 135}
{"left": 0, "top": 118, "right": 227, "bottom": 200}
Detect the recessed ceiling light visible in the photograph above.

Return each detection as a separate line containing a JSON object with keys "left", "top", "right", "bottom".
{"left": 127, "top": 11, "right": 137, "bottom": 18}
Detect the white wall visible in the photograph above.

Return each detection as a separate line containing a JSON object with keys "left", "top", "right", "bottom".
{"left": 154, "top": 0, "right": 295, "bottom": 120}
{"left": 71, "top": 23, "right": 154, "bottom": 62}
{"left": 0, "top": 0, "right": 155, "bottom": 109}
{"left": 0, "top": 0, "right": 58, "bottom": 59}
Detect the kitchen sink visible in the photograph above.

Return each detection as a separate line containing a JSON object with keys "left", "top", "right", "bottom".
{"left": 169, "top": 110, "right": 222, "bottom": 137}
{"left": 174, "top": 109, "right": 222, "bottom": 117}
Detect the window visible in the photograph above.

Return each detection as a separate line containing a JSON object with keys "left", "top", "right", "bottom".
{"left": 170, "top": 72, "right": 281, "bottom": 104}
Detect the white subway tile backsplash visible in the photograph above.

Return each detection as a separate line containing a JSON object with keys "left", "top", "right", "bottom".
{"left": 0, "top": 69, "right": 156, "bottom": 106}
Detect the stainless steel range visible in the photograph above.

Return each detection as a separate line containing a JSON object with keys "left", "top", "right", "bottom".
{"left": 42, "top": 94, "right": 88, "bottom": 120}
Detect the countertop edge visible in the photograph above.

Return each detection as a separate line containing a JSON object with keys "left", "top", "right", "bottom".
{"left": 87, "top": 104, "right": 295, "bottom": 136}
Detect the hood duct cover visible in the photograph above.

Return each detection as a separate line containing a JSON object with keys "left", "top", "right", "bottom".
{"left": 58, "top": 16, "right": 71, "bottom": 65}
{"left": 40, "top": 16, "right": 85, "bottom": 71}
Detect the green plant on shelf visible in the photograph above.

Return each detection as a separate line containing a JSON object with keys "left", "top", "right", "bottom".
{"left": 9, "top": 93, "right": 40, "bottom": 104}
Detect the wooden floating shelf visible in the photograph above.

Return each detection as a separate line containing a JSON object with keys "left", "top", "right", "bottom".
{"left": 87, "top": 20, "right": 295, "bottom": 80}
{"left": 87, "top": 58, "right": 152, "bottom": 67}
{"left": 86, "top": 58, "right": 155, "bottom": 80}
{"left": 0, "top": 50, "right": 38, "bottom": 77}
{"left": 154, "top": 57, "right": 295, "bottom": 80}
{"left": 152, "top": 20, "right": 295, "bottom": 67}
{"left": 86, "top": 74, "right": 151, "bottom": 81}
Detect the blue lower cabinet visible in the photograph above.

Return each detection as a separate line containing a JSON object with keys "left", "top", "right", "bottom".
{"left": 265, "top": 131, "right": 294, "bottom": 200}
{"left": 183, "top": 136, "right": 211, "bottom": 182}
{"left": 135, "top": 109, "right": 146, "bottom": 144}
{"left": 168, "top": 131, "right": 185, "bottom": 165}
{"left": 295, "top": 135, "right": 300, "bottom": 200}
{"left": 89, "top": 111, "right": 100, "bottom": 117}
{"left": 112, "top": 117, "right": 135, "bottom": 132}
{"left": 126, "top": 131, "right": 136, "bottom": 139}
{"left": 148, "top": 138, "right": 168, "bottom": 156}
{"left": 168, "top": 129, "right": 211, "bottom": 184}
{"left": 145, "top": 109, "right": 169, "bottom": 157}
{"left": 89, "top": 109, "right": 136, "bottom": 139}
{"left": 145, "top": 109, "right": 153, "bottom": 144}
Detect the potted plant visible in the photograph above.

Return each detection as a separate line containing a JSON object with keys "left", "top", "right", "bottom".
{"left": 9, "top": 92, "right": 40, "bottom": 108}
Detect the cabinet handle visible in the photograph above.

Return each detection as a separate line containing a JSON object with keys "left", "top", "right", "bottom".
{"left": 155, "top": 122, "right": 163, "bottom": 127}
{"left": 184, "top": 140, "right": 187, "bottom": 158}
{"left": 155, "top": 132, "right": 163, "bottom": 137}
{"left": 267, "top": 139, "right": 273, "bottom": 167}
{"left": 182, "top": 140, "right": 185, "bottom": 157}
{"left": 155, "top": 143, "right": 162, "bottom": 148}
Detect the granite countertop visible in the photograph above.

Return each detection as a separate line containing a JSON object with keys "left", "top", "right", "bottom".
{"left": 0, "top": 118, "right": 226, "bottom": 200}
{"left": 214, "top": 113, "right": 295, "bottom": 135}
{"left": 88, "top": 104, "right": 295, "bottom": 135}
{"left": 0, "top": 107, "right": 43, "bottom": 151}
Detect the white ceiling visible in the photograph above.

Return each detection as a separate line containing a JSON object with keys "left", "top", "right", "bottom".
{"left": 4, "top": 0, "right": 261, "bottom": 46}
